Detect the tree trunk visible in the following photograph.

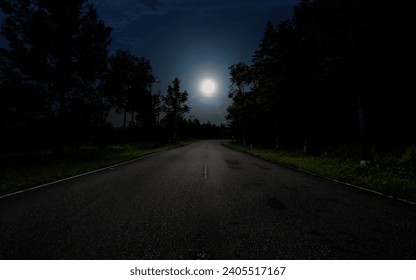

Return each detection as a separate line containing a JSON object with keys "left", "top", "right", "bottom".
{"left": 54, "top": 90, "right": 66, "bottom": 155}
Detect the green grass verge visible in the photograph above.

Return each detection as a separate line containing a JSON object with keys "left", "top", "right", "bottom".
{"left": 223, "top": 140, "right": 416, "bottom": 203}
{"left": 0, "top": 141, "right": 194, "bottom": 197}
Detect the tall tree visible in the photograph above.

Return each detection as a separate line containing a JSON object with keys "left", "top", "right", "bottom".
{"left": 226, "top": 0, "right": 416, "bottom": 154}
{"left": 104, "top": 50, "right": 156, "bottom": 131}
{"left": 162, "top": 78, "right": 190, "bottom": 142}
{"left": 226, "top": 62, "right": 254, "bottom": 146}
{"left": 150, "top": 90, "right": 164, "bottom": 127}
{"left": 0, "top": 0, "right": 112, "bottom": 150}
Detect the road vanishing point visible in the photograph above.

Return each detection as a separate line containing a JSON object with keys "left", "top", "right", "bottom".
{"left": 1, "top": 140, "right": 415, "bottom": 259}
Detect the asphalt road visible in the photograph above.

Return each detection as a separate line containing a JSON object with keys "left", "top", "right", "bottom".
{"left": 1, "top": 140, "right": 416, "bottom": 259}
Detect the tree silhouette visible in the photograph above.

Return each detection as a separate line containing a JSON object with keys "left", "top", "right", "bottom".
{"left": 150, "top": 90, "right": 164, "bottom": 127}
{"left": 0, "top": 0, "right": 112, "bottom": 151}
{"left": 162, "top": 78, "right": 190, "bottom": 142}
{"left": 227, "top": 62, "right": 254, "bottom": 146}
{"left": 227, "top": 0, "right": 416, "bottom": 155}
{"left": 104, "top": 50, "right": 156, "bottom": 131}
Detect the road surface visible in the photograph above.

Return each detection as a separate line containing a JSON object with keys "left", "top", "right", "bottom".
{"left": 1, "top": 140, "right": 415, "bottom": 259}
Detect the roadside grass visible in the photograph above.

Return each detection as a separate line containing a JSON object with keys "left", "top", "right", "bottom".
{"left": 223, "top": 140, "right": 416, "bottom": 203}
{"left": 0, "top": 141, "right": 194, "bottom": 197}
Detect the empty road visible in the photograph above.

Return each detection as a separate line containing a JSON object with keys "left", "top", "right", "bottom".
{"left": 1, "top": 140, "right": 415, "bottom": 259}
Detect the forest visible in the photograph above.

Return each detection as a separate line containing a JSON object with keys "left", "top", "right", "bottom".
{"left": 0, "top": 0, "right": 227, "bottom": 154}
{"left": 1, "top": 0, "right": 415, "bottom": 161}
{"left": 227, "top": 0, "right": 416, "bottom": 160}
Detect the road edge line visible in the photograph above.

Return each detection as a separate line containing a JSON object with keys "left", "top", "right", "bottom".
{"left": 0, "top": 151, "right": 164, "bottom": 200}
{"left": 222, "top": 142, "right": 416, "bottom": 206}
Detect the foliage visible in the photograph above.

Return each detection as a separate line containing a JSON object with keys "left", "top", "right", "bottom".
{"left": 226, "top": 0, "right": 416, "bottom": 155}
{"left": 103, "top": 49, "right": 156, "bottom": 129}
{"left": 224, "top": 140, "right": 416, "bottom": 203}
{"left": 162, "top": 78, "right": 190, "bottom": 142}
{"left": 181, "top": 119, "right": 230, "bottom": 140}
{"left": 0, "top": 0, "right": 112, "bottom": 150}
{"left": 0, "top": 1, "right": 197, "bottom": 149}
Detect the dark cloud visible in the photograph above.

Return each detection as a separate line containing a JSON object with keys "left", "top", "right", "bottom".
{"left": 136, "top": 0, "right": 162, "bottom": 10}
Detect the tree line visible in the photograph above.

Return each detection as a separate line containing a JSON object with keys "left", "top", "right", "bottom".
{"left": 0, "top": 0, "right": 224, "bottom": 153}
{"left": 227, "top": 0, "right": 416, "bottom": 158}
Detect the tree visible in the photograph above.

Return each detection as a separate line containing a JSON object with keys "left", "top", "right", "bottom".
{"left": 226, "top": 0, "right": 416, "bottom": 155}
{"left": 162, "top": 78, "right": 190, "bottom": 142}
{"left": 226, "top": 62, "right": 254, "bottom": 146}
{"left": 150, "top": 90, "right": 164, "bottom": 127}
{"left": 0, "top": 0, "right": 112, "bottom": 150}
{"left": 104, "top": 50, "right": 156, "bottom": 131}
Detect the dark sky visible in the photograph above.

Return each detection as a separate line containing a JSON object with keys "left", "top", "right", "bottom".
{"left": 92, "top": 0, "right": 297, "bottom": 125}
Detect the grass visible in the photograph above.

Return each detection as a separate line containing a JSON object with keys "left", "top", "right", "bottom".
{"left": 223, "top": 140, "right": 416, "bottom": 203}
{"left": 0, "top": 141, "right": 193, "bottom": 197}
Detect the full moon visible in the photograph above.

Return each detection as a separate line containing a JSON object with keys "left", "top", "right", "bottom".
{"left": 200, "top": 79, "right": 216, "bottom": 97}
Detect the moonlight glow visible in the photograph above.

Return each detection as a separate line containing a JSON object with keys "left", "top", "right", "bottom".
{"left": 200, "top": 79, "right": 217, "bottom": 97}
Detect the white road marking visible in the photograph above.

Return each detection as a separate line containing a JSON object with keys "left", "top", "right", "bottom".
{"left": 0, "top": 151, "right": 164, "bottom": 200}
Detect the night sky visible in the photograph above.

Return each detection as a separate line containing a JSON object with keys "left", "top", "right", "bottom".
{"left": 91, "top": 0, "right": 297, "bottom": 125}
